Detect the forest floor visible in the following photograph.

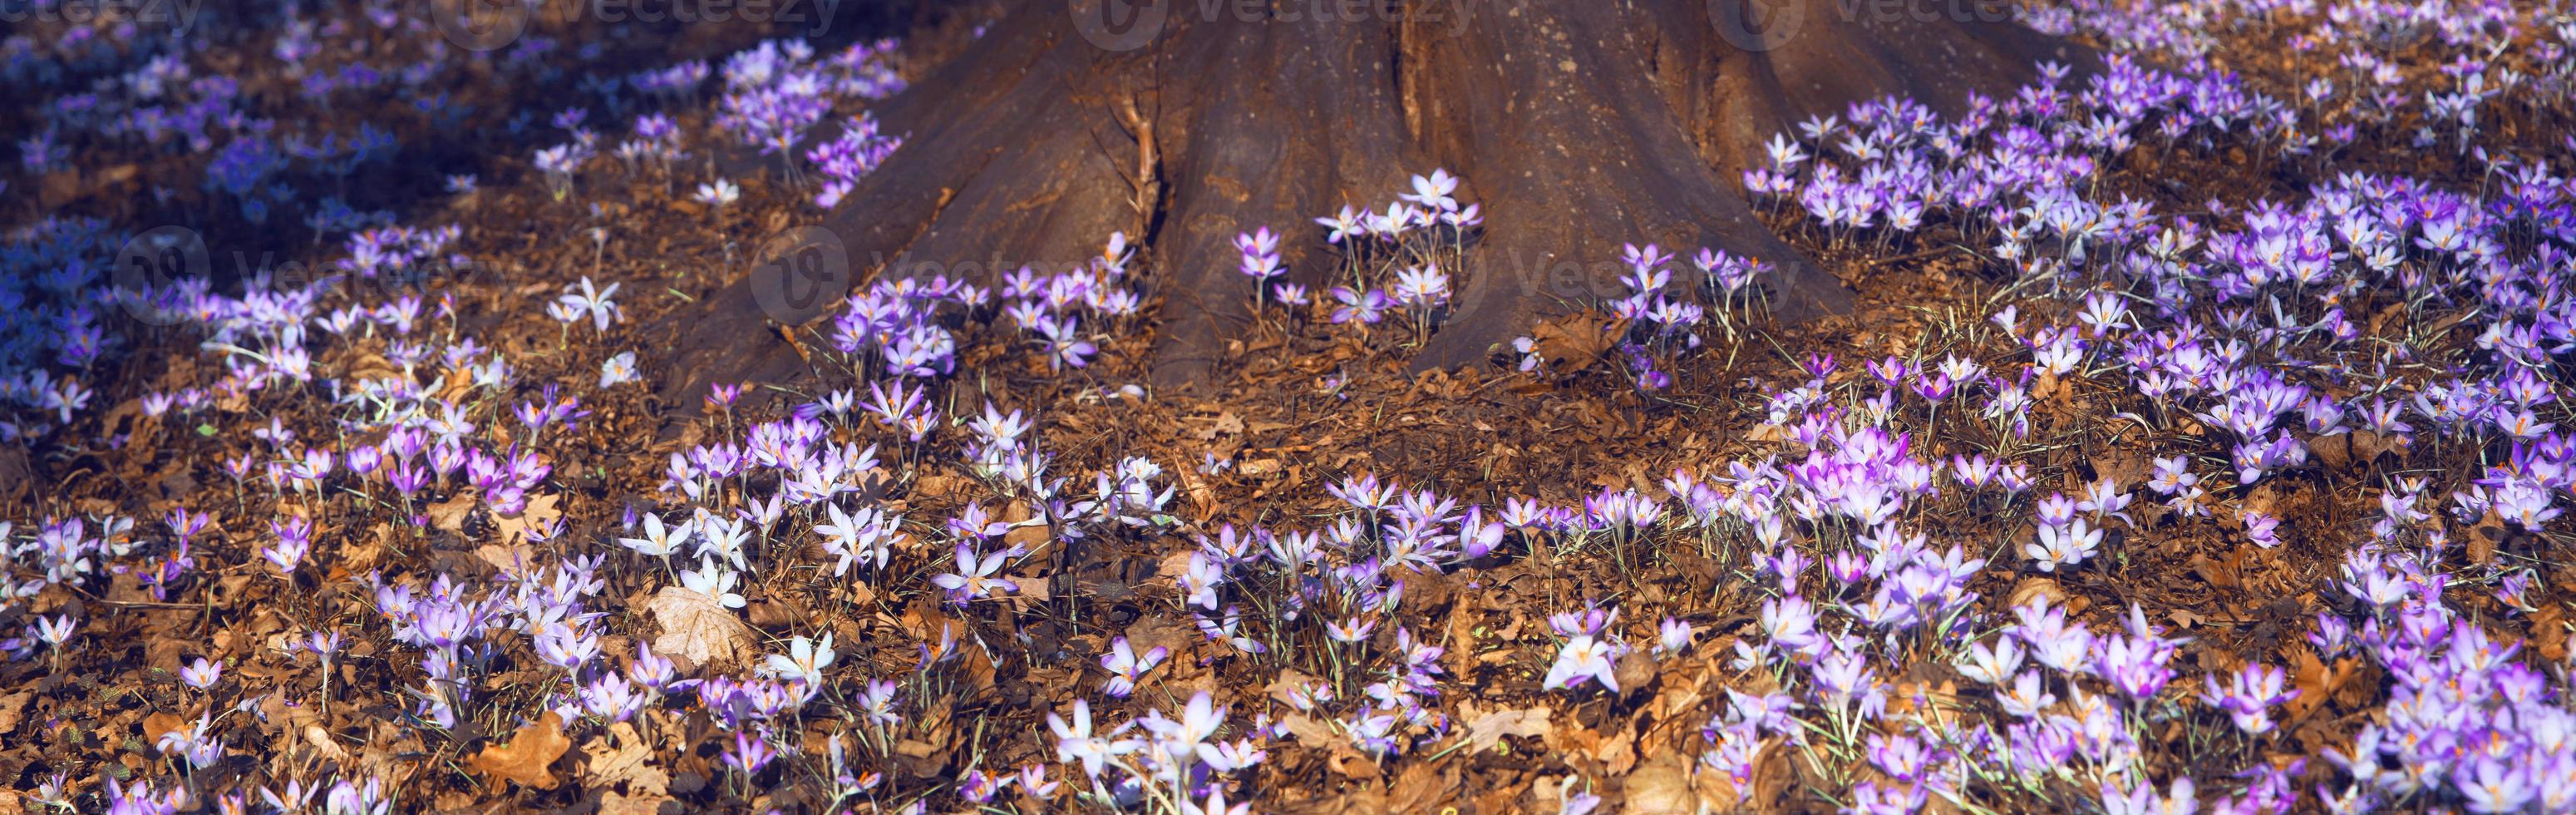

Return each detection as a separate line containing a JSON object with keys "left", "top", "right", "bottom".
{"left": 2, "top": 1, "right": 2574, "bottom": 813}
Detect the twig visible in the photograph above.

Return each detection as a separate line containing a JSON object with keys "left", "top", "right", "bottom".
{"left": 1106, "top": 93, "right": 1162, "bottom": 242}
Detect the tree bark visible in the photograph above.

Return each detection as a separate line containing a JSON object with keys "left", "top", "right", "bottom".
{"left": 659, "top": 0, "right": 2091, "bottom": 404}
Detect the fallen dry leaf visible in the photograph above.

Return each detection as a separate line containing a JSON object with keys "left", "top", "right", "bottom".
{"left": 2466, "top": 510, "right": 2507, "bottom": 566}
{"left": 1460, "top": 705, "right": 1552, "bottom": 754}
{"left": 579, "top": 722, "right": 667, "bottom": 794}
{"left": 1593, "top": 724, "right": 1639, "bottom": 775}
{"left": 1693, "top": 744, "right": 1750, "bottom": 811}
{"left": 0, "top": 446, "right": 27, "bottom": 507}
{"left": 958, "top": 646, "right": 1001, "bottom": 694}
{"left": 475, "top": 542, "right": 537, "bottom": 575}
{"left": 145, "top": 711, "right": 188, "bottom": 743}
{"left": 1155, "top": 549, "right": 1196, "bottom": 582}
{"left": 1189, "top": 411, "right": 1246, "bottom": 441}
{"left": 913, "top": 472, "right": 963, "bottom": 497}
{"left": 2007, "top": 576, "right": 2067, "bottom": 610}
{"left": 1387, "top": 758, "right": 1460, "bottom": 812}
{"left": 2284, "top": 647, "right": 2358, "bottom": 724}
{"left": 1006, "top": 575, "right": 1053, "bottom": 602}
{"left": 1623, "top": 753, "right": 1696, "bottom": 814}
{"left": 303, "top": 724, "right": 352, "bottom": 762}
{"left": 599, "top": 790, "right": 677, "bottom": 815}
{"left": 426, "top": 491, "right": 474, "bottom": 532}
{"left": 2532, "top": 605, "right": 2569, "bottom": 664}
{"left": 1278, "top": 713, "right": 1338, "bottom": 743}
{"left": 1002, "top": 501, "right": 1052, "bottom": 552}
{"left": 1125, "top": 613, "right": 1197, "bottom": 659}
{"left": 1528, "top": 314, "right": 1627, "bottom": 374}
{"left": 1613, "top": 650, "right": 1656, "bottom": 694}
{"left": 1441, "top": 608, "right": 1481, "bottom": 678}
{"left": 1265, "top": 669, "right": 1325, "bottom": 707}
{"left": 1326, "top": 744, "right": 1381, "bottom": 780}
{"left": 2169, "top": 609, "right": 2203, "bottom": 630}
{"left": 646, "top": 586, "right": 760, "bottom": 674}
{"left": 258, "top": 692, "right": 319, "bottom": 736}
{"left": 1652, "top": 674, "right": 1708, "bottom": 719}
{"left": 0, "top": 691, "right": 31, "bottom": 733}
{"left": 470, "top": 711, "right": 571, "bottom": 790}
{"left": 492, "top": 491, "right": 564, "bottom": 546}
{"left": 1172, "top": 467, "right": 1218, "bottom": 520}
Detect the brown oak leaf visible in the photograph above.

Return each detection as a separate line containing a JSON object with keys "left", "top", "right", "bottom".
{"left": 1460, "top": 705, "right": 1552, "bottom": 754}
{"left": 647, "top": 586, "right": 760, "bottom": 674}
{"left": 470, "top": 712, "right": 571, "bottom": 790}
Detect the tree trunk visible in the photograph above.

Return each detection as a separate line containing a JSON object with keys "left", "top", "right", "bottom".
{"left": 659, "top": 0, "right": 2090, "bottom": 403}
